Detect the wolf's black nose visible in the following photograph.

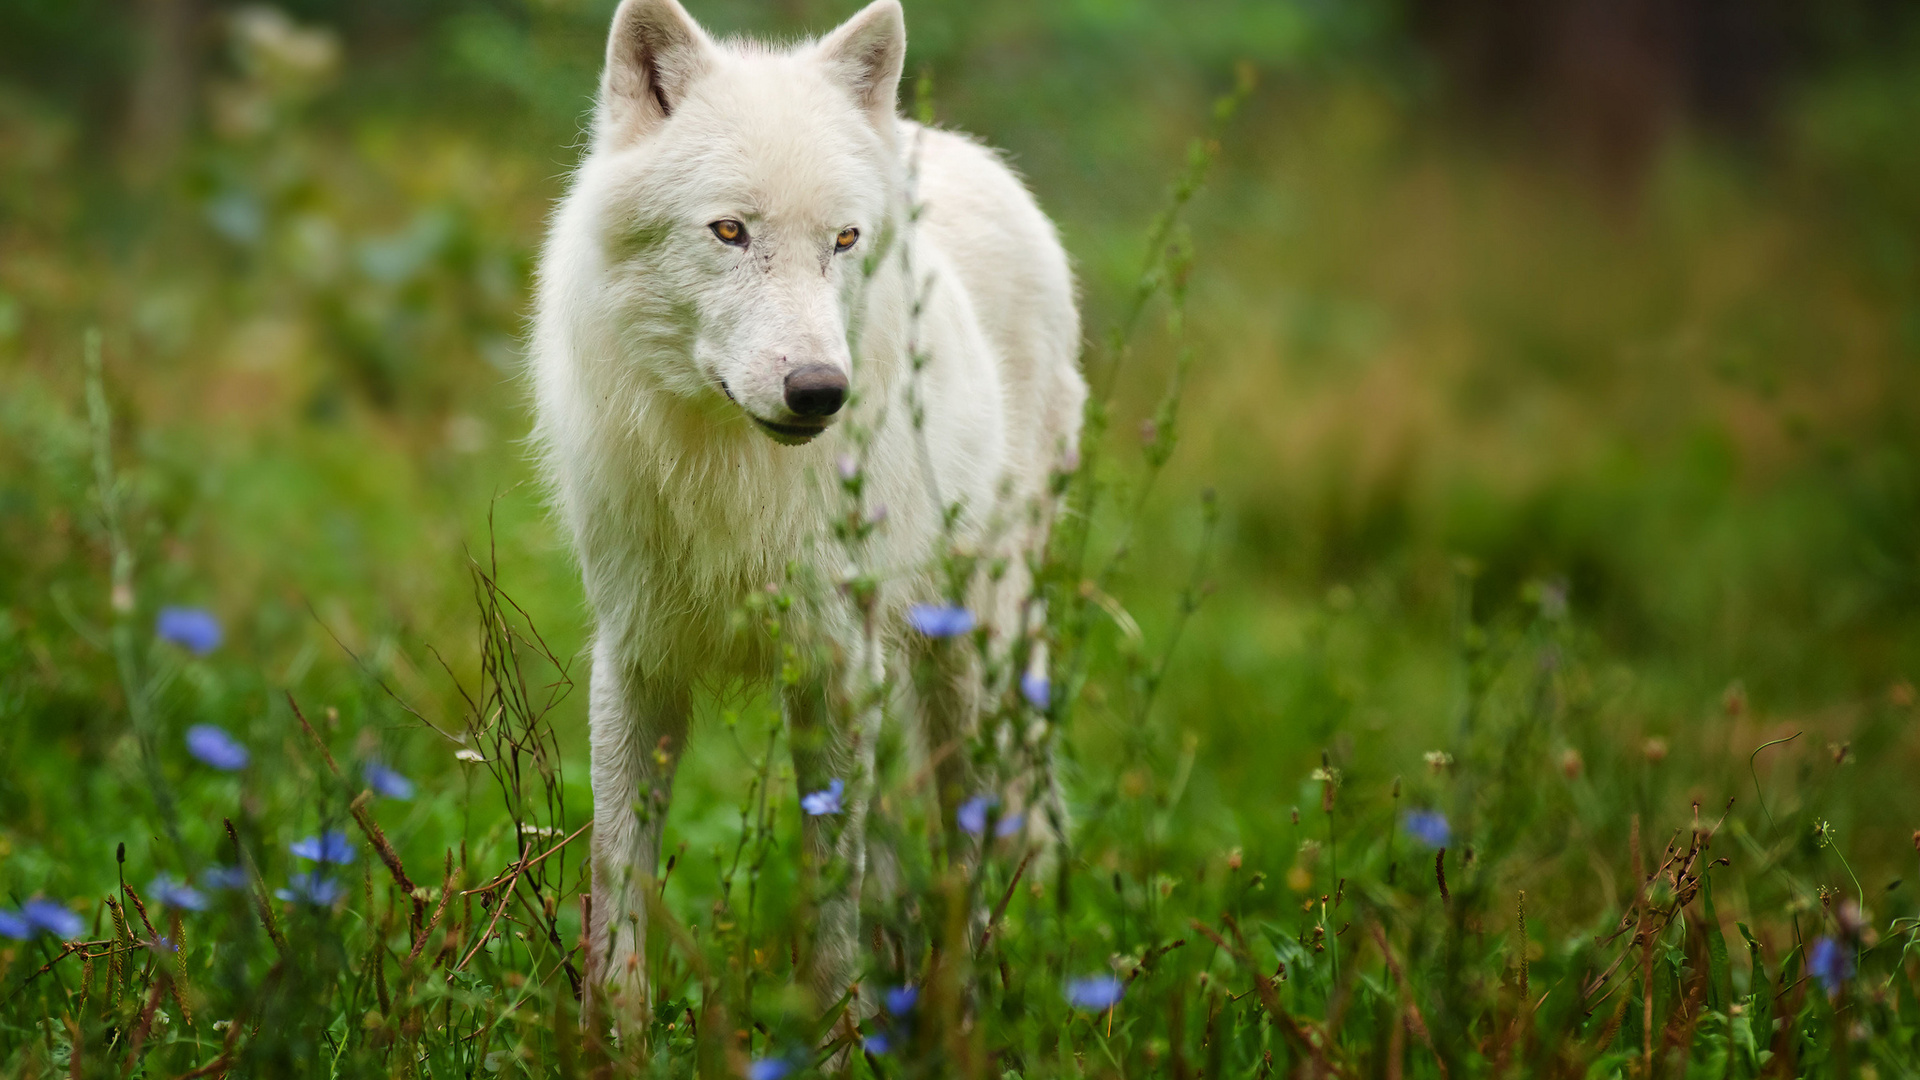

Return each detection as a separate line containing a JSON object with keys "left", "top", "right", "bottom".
{"left": 784, "top": 365, "right": 848, "bottom": 417}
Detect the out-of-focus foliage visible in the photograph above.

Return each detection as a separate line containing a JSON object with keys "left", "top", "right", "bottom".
{"left": 2, "top": 0, "right": 1919, "bottom": 1075}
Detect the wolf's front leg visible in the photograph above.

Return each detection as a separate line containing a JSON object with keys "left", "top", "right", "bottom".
{"left": 785, "top": 676, "right": 881, "bottom": 1004}
{"left": 586, "top": 644, "right": 688, "bottom": 1022}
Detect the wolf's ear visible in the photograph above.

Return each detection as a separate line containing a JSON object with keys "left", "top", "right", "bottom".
{"left": 599, "top": 0, "right": 712, "bottom": 145}
{"left": 816, "top": 0, "right": 906, "bottom": 130}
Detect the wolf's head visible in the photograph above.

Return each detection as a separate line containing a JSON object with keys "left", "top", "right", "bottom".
{"left": 575, "top": 0, "right": 906, "bottom": 446}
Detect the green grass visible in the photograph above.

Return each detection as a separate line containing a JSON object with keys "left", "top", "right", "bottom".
{"left": 2, "top": 4, "right": 1920, "bottom": 1076}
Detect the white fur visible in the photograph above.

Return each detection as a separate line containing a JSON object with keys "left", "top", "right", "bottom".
{"left": 527, "top": 0, "right": 1084, "bottom": 1009}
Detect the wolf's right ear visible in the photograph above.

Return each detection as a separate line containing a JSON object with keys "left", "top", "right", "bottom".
{"left": 598, "top": 0, "right": 712, "bottom": 145}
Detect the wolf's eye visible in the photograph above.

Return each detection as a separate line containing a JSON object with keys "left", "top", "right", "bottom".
{"left": 834, "top": 227, "right": 859, "bottom": 252}
{"left": 710, "top": 219, "right": 747, "bottom": 246}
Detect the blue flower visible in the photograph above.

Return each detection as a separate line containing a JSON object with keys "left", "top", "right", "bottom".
{"left": 275, "top": 872, "right": 342, "bottom": 906}
{"left": 185, "top": 725, "right": 249, "bottom": 770}
{"left": 1021, "top": 669, "right": 1050, "bottom": 710}
{"left": 1809, "top": 936, "right": 1853, "bottom": 997}
{"left": 996, "top": 811, "right": 1025, "bottom": 839}
{"left": 801, "top": 778, "right": 844, "bottom": 817}
{"left": 0, "top": 910, "right": 32, "bottom": 940}
{"left": 907, "top": 604, "right": 975, "bottom": 638}
{"left": 22, "top": 899, "right": 83, "bottom": 940}
{"left": 364, "top": 761, "right": 415, "bottom": 800}
{"left": 149, "top": 875, "right": 207, "bottom": 912}
{"left": 156, "top": 607, "right": 222, "bottom": 655}
{"left": 957, "top": 795, "right": 994, "bottom": 836}
{"left": 747, "top": 1057, "right": 793, "bottom": 1080}
{"left": 150, "top": 935, "right": 176, "bottom": 953}
{"left": 1065, "top": 975, "right": 1124, "bottom": 1011}
{"left": 1402, "top": 809, "right": 1451, "bottom": 850}
{"left": 291, "top": 830, "right": 356, "bottom": 865}
{"left": 202, "top": 865, "right": 249, "bottom": 891}
{"left": 885, "top": 984, "right": 918, "bottom": 1016}
{"left": 864, "top": 1031, "right": 893, "bottom": 1055}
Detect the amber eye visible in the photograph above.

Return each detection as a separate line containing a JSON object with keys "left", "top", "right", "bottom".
{"left": 710, "top": 219, "right": 747, "bottom": 246}
{"left": 834, "top": 226, "right": 859, "bottom": 252}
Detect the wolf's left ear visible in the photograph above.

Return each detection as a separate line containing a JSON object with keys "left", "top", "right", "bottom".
{"left": 816, "top": 0, "right": 906, "bottom": 130}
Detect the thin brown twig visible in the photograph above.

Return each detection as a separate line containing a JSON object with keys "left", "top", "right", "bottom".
{"left": 122, "top": 973, "right": 169, "bottom": 1071}
{"left": 225, "top": 818, "right": 288, "bottom": 956}
{"left": 454, "top": 823, "right": 589, "bottom": 973}
{"left": 349, "top": 791, "right": 418, "bottom": 894}
{"left": 407, "top": 863, "right": 464, "bottom": 966}
{"left": 977, "top": 847, "right": 1035, "bottom": 952}
{"left": 1368, "top": 922, "right": 1450, "bottom": 1080}
{"left": 461, "top": 821, "right": 592, "bottom": 896}
{"left": 287, "top": 692, "right": 340, "bottom": 776}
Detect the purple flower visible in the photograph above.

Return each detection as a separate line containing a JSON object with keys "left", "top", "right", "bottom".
{"left": 747, "top": 1058, "right": 793, "bottom": 1080}
{"left": 957, "top": 795, "right": 994, "bottom": 836}
{"left": 149, "top": 875, "right": 207, "bottom": 912}
{"left": 801, "top": 778, "right": 844, "bottom": 817}
{"left": 202, "top": 865, "right": 249, "bottom": 891}
{"left": 1021, "top": 669, "right": 1050, "bottom": 710}
{"left": 1065, "top": 975, "right": 1124, "bottom": 1011}
{"left": 22, "top": 899, "right": 83, "bottom": 940}
{"left": 156, "top": 606, "right": 223, "bottom": 655}
{"left": 864, "top": 1031, "right": 893, "bottom": 1054}
{"left": 364, "top": 761, "right": 415, "bottom": 800}
{"left": 1402, "top": 809, "right": 1450, "bottom": 850}
{"left": 1809, "top": 937, "right": 1853, "bottom": 997}
{"left": 291, "top": 830, "right": 355, "bottom": 865}
{"left": 995, "top": 811, "right": 1025, "bottom": 839}
{"left": 885, "top": 985, "right": 918, "bottom": 1016}
{"left": 0, "top": 910, "right": 32, "bottom": 940}
{"left": 908, "top": 604, "right": 975, "bottom": 638}
{"left": 276, "top": 872, "right": 342, "bottom": 906}
{"left": 186, "top": 724, "right": 249, "bottom": 770}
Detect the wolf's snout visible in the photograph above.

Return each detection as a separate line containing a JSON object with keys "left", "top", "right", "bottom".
{"left": 783, "top": 365, "right": 848, "bottom": 417}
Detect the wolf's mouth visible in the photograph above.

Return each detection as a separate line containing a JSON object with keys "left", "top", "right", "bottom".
{"left": 719, "top": 379, "right": 828, "bottom": 446}
{"left": 751, "top": 416, "right": 828, "bottom": 445}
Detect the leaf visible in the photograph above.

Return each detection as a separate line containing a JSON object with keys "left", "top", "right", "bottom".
{"left": 1703, "top": 872, "right": 1731, "bottom": 1013}
{"left": 1738, "top": 921, "right": 1773, "bottom": 1069}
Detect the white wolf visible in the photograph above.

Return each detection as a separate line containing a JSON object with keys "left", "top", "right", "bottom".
{"left": 528, "top": 0, "right": 1084, "bottom": 1008}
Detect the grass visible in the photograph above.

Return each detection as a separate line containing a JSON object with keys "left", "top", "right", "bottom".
{"left": 2, "top": 5, "right": 1919, "bottom": 1076}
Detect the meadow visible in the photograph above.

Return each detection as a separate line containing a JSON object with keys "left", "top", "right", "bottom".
{"left": 1, "top": 1, "right": 1918, "bottom": 1075}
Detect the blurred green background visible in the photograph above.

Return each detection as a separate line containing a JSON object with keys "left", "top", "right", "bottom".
{"left": 2, "top": 0, "right": 1917, "bottom": 907}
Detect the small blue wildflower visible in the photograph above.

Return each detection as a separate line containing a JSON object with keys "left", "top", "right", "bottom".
{"left": 1402, "top": 809, "right": 1451, "bottom": 850}
{"left": 364, "top": 761, "right": 415, "bottom": 800}
{"left": 1065, "top": 975, "right": 1125, "bottom": 1011}
{"left": 202, "top": 865, "right": 249, "bottom": 891}
{"left": 746, "top": 1057, "right": 793, "bottom": 1080}
{"left": 276, "top": 872, "right": 343, "bottom": 907}
{"left": 1020, "top": 669, "right": 1050, "bottom": 710}
{"left": 22, "top": 899, "right": 83, "bottom": 940}
{"left": 150, "top": 935, "right": 176, "bottom": 953}
{"left": 149, "top": 875, "right": 208, "bottom": 912}
{"left": 156, "top": 606, "right": 222, "bottom": 655}
{"left": 801, "top": 778, "right": 845, "bottom": 817}
{"left": 0, "top": 910, "right": 31, "bottom": 940}
{"left": 1808, "top": 937, "right": 1853, "bottom": 997}
{"left": 996, "top": 811, "right": 1025, "bottom": 839}
{"left": 864, "top": 1031, "right": 893, "bottom": 1055}
{"left": 885, "top": 984, "right": 918, "bottom": 1016}
{"left": 957, "top": 795, "right": 995, "bottom": 836}
{"left": 907, "top": 604, "right": 975, "bottom": 638}
{"left": 185, "top": 725, "right": 249, "bottom": 770}
{"left": 290, "top": 830, "right": 356, "bottom": 865}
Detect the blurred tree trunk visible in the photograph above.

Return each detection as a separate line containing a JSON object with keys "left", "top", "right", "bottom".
{"left": 126, "top": 0, "right": 205, "bottom": 182}
{"left": 1408, "top": 0, "right": 1790, "bottom": 196}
